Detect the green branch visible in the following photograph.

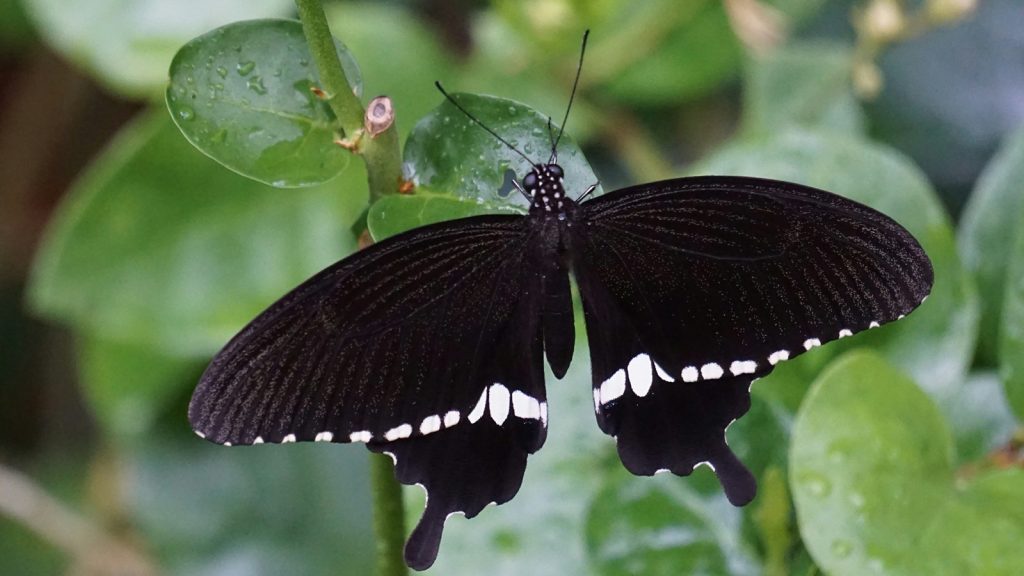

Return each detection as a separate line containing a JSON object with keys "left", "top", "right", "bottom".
{"left": 296, "top": 0, "right": 403, "bottom": 201}
{"left": 295, "top": 0, "right": 362, "bottom": 131}
{"left": 371, "top": 453, "right": 409, "bottom": 576}
{"left": 295, "top": 2, "right": 408, "bottom": 574}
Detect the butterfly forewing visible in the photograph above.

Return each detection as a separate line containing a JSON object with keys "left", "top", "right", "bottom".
{"left": 189, "top": 214, "right": 574, "bottom": 569}
{"left": 573, "top": 176, "right": 932, "bottom": 502}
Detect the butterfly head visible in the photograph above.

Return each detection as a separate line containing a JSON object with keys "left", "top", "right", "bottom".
{"left": 525, "top": 163, "right": 571, "bottom": 215}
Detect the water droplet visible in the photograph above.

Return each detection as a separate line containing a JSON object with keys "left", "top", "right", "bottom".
{"left": 216, "top": 66, "right": 228, "bottom": 78}
{"left": 507, "top": 106, "right": 517, "bottom": 115}
{"left": 177, "top": 107, "right": 195, "bottom": 121}
{"left": 185, "top": 75, "right": 195, "bottom": 85}
{"left": 831, "top": 540, "right": 852, "bottom": 558}
{"left": 247, "top": 76, "right": 267, "bottom": 95}
{"left": 799, "top": 471, "right": 831, "bottom": 497}
{"left": 237, "top": 61, "right": 255, "bottom": 76}
{"left": 298, "top": 58, "right": 309, "bottom": 67}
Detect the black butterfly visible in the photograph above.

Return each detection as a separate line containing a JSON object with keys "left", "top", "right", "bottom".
{"left": 188, "top": 34, "right": 933, "bottom": 571}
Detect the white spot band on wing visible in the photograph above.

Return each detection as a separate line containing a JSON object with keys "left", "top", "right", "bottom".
{"left": 729, "top": 360, "right": 757, "bottom": 376}
{"left": 599, "top": 369, "right": 627, "bottom": 404}
{"left": 349, "top": 430, "right": 372, "bottom": 443}
{"left": 468, "top": 389, "right": 488, "bottom": 423}
{"left": 488, "top": 383, "right": 511, "bottom": 425}
{"left": 768, "top": 350, "right": 790, "bottom": 365}
{"left": 511, "top": 390, "right": 542, "bottom": 420}
{"left": 419, "top": 415, "right": 442, "bottom": 435}
{"left": 700, "top": 363, "right": 724, "bottom": 380}
{"left": 384, "top": 424, "right": 413, "bottom": 441}
{"left": 443, "top": 410, "right": 460, "bottom": 428}
{"left": 627, "top": 354, "right": 653, "bottom": 397}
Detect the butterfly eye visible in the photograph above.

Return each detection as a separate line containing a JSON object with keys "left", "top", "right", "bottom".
{"left": 523, "top": 172, "right": 538, "bottom": 189}
{"left": 548, "top": 165, "right": 564, "bottom": 178}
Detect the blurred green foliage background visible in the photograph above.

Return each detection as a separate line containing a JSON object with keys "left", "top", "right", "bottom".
{"left": 2, "top": 0, "right": 1023, "bottom": 575}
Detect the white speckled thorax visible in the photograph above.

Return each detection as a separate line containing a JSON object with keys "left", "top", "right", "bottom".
{"left": 525, "top": 163, "right": 570, "bottom": 216}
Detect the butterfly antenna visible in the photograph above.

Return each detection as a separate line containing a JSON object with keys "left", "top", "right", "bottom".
{"left": 435, "top": 81, "right": 537, "bottom": 167}
{"left": 546, "top": 117, "right": 557, "bottom": 163}
{"left": 551, "top": 29, "right": 589, "bottom": 161}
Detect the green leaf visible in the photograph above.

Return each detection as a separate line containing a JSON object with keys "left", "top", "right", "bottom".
{"left": 23, "top": 0, "right": 293, "bottom": 98}
{"left": 367, "top": 191, "right": 521, "bottom": 242}
{"left": 1000, "top": 215, "right": 1024, "bottom": 418}
{"left": 0, "top": 0, "right": 34, "bottom": 49}
{"left": 585, "top": 470, "right": 760, "bottom": 576}
{"left": 405, "top": 93, "right": 598, "bottom": 204}
{"left": 77, "top": 335, "right": 198, "bottom": 439}
{"left": 28, "top": 111, "right": 363, "bottom": 356}
{"left": 129, "top": 440, "right": 375, "bottom": 576}
{"left": 598, "top": 0, "right": 743, "bottom": 106}
{"left": 742, "top": 42, "right": 864, "bottom": 138}
{"left": 383, "top": 94, "right": 599, "bottom": 240}
{"left": 790, "top": 351, "right": 1024, "bottom": 576}
{"left": 697, "top": 130, "right": 978, "bottom": 401}
{"left": 167, "top": 19, "right": 361, "bottom": 188}
{"left": 959, "top": 126, "right": 1024, "bottom": 366}
{"left": 944, "top": 371, "right": 1018, "bottom": 462}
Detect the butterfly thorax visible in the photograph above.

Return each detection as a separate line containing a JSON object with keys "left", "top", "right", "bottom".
{"left": 525, "top": 163, "right": 575, "bottom": 218}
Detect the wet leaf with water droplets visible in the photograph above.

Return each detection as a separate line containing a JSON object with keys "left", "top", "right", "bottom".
{"left": 371, "top": 94, "right": 600, "bottom": 241}
{"left": 791, "top": 351, "right": 1024, "bottom": 575}
{"left": 166, "top": 19, "right": 362, "bottom": 187}
{"left": 401, "top": 93, "right": 599, "bottom": 211}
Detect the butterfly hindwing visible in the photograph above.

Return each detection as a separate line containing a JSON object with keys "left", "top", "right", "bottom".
{"left": 573, "top": 176, "right": 932, "bottom": 502}
{"left": 189, "top": 214, "right": 572, "bottom": 570}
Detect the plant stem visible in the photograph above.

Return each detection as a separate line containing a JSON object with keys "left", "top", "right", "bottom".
{"left": 295, "top": 0, "right": 404, "bottom": 200}
{"left": 371, "top": 453, "right": 408, "bottom": 576}
{"left": 295, "top": 0, "right": 362, "bottom": 131}
{"left": 295, "top": 3, "right": 408, "bottom": 574}
{"left": 364, "top": 122, "right": 403, "bottom": 203}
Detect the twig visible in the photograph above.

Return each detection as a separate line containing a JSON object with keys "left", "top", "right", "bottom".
{"left": 723, "top": 0, "right": 788, "bottom": 55}
{"left": 295, "top": 0, "right": 404, "bottom": 201}
{"left": 370, "top": 454, "right": 408, "bottom": 576}
{"left": 294, "top": 3, "right": 408, "bottom": 574}
{"left": 0, "top": 461, "right": 156, "bottom": 576}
